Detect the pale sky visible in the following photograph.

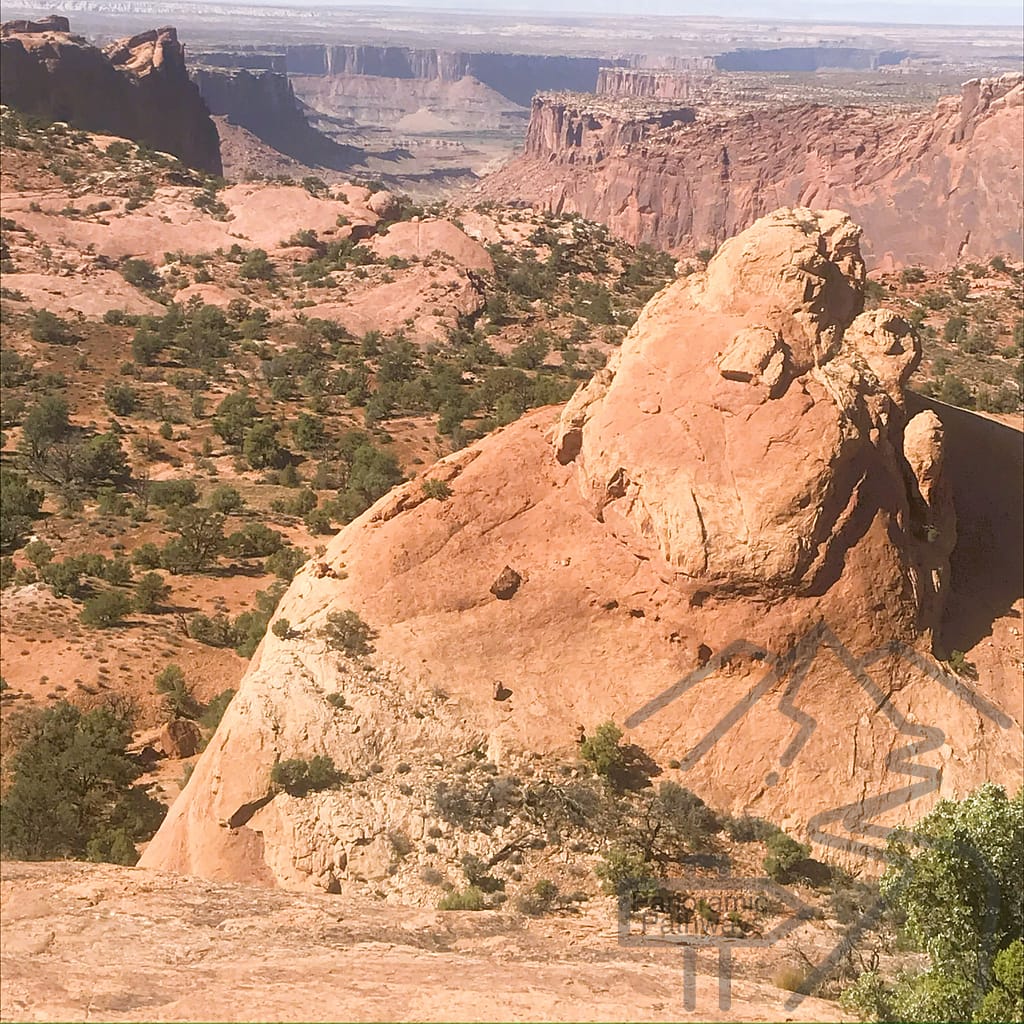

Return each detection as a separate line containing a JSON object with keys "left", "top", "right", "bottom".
{"left": 312, "top": 0, "right": 1024, "bottom": 27}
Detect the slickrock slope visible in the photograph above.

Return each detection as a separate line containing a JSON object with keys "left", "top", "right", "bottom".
{"left": 1, "top": 860, "right": 849, "bottom": 1023}
{"left": 0, "top": 18, "right": 221, "bottom": 174}
{"left": 142, "top": 210, "right": 1023, "bottom": 891}
{"left": 479, "top": 75, "right": 1024, "bottom": 268}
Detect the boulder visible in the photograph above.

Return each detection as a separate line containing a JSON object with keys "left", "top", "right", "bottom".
{"left": 159, "top": 719, "right": 202, "bottom": 759}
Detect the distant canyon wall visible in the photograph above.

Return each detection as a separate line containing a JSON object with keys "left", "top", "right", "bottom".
{"left": 713, "top": 46, "right": 911, "bottom": 72}
{"left": 482, "top": 74, "right": 1024, "bottom": 268}
{"left": 0, "top": 17, "right": 221, "bottom": 174}
{"left": 195, "top": 44, "right": 622, "bottom": 108}
{"left": 191, "top": 65, "right": 361, "bottom": 169}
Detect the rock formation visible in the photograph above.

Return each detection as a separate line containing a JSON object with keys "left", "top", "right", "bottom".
{"left": 479, "top": 75, "right": 1024, "bottom": 267}
{"left": 191, "top": 65, "right": 361, "bottom": 169}
{"left": 283, "top": 45, "right": 620, "bottom": 106}
{"left": 0, "top": 19, "right": 221, "bottom": 174}
{"left": 141, "top": 209, "right": 1023, "bottom": 891}
{"left": 597, "top": 67, "right": 716, "bottom": 102}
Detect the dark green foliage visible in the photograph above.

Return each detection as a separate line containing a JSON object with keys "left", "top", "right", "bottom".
{"left": 133, "top": 571, "right": 169, "bottom": 613}
{"left": 187, "top": 611, "right": 236, "bottom": 647}
{"left": 438, "top": 886, "right": 486, "bottom": 911}
{"left": 0, "top": 701, "right": 165, "bottom": 862}
{"left": 207, "top": 485, "right": 243, "bottom": 513}
{"left": 422, "top": 478, "right": 451, "bottom": 501}
{"left": 0, "top": 468, "right": 44, "bottom": 550}
{"left": 242, "top": 421, "right": 285, "bottom": 469}
{"left": 843, "top": 785, "right": 1023, "bottom": 1023}
{"left": 131, "top": 328, "right": 164, "bottom": 365}
{"left": 292, "top": 412, "right": 325, "bottom": 451}
{"left": 103, "top": 382, "right": 137, "bottom": 416}
{"left": 319, "top": 609, "right": 376, "bottom": 657}
{"left": 148, "top": 478, "right": 198, "bottom": 510}
{"left": 763, "top": 832, "right": 811, "bottom": 882}
{"left": 270, "top": 755, "right": 342, "bottom": 796}
{"left": 213, "top": 391, "right": 258, "bottom": 447}
{"left": 200, "top": 689, "right": 235, "bottom": 730}
{"left": 131, "top": 542, "right": 163, "bottom": 569}
{"left": 231, "top": 583, "right": 285, "bottom": 658}
{"left": 155, "top": 664, "right": 200, "bottom": 719}
{"left": 162, "top": 507, "right": 225, "bottom": 573}
{"left": 580, "top": 721, "right": 626, "bottom": 781}
{"left": 40, "top": 558, "right": 84, "bottom": 598}
{"left": 226, "top": 523, "right": 284, "bottom": 558}
{"left": 238, "top": 248, "right": 275, "bottom": 281}
{"left": 595, "top": 846, "right": 657, "bottom": 896}
{"left": 121, "top": 258, "right": 161, "bottom": 291}
{"left": 80, "top": 589, "right": 132, "bottom": 627}
{"left": 724, "top": 814, "right": 781, "bottom": 843}
{"left": 20, "top": 394, "right": 71, "bottom": 463}
{"left": 265, "top": 545, "right": 307, "bottom": 581}
{"left": 30, "top": 309, "right": 76, "bottom": 345}
{"left": 516, "top": 879, "right": 560, "bottom": 916}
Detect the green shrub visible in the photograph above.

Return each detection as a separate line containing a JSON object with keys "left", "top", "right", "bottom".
{"left": 0, "top": 701, "right": 164, "bottom": 862}
{"left": 319, "top": 609, "right": 376, "bottom": 657}
{"left": 271, "top": 618, "right": 291, "bottom": 639}
{"left": 595, "top": 846, "right": 656, "bottom": 895}
{"left": 200, "top": 689, "right": 235, "bottom": 730}
{"left": 763, "top": 832, "right": 810, "bottom": 882}
{"left": 207, "top": 485, "right": 243, "bottom": 513}
{"left": 271, "top": 755, "right": 342, "bottom": 796}
{"left": 133, "top": 572, "right": 169, "bottom": 612}
{"left": 580, "top": 721, "right": 626, "bottom": 781}
{"left": 148, "top": 479, "right": 199, "bottom": 510}
{"left": 155, "top": 664, "right": 200, "bottom": 719}
{"left": 0, "top": 469, "right": 44, "bottom": 550}
{"left": 30, "top": 309, "right": 76, "bottom": 345}
{"left": 226, "top": 522, "right": 283, "bottom": 558}
{"left": 265, "top": 545, "right": 307, "bottom": 581}
{"left": 422, "top": 478, "right": 452, "bottom": 501}
{"left": 516, "top": 879, "right": 559, "bottom": 916}
{"left": 80, "top": 589, "right": 132, "bottom": 627}
{"left": 104, "top": 382, "right": 137, "bottom": 416}
{"left": 438, "top": 886, "right": 486, "bottom": 911}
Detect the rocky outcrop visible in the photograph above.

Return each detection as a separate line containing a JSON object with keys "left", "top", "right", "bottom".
{"left": 0, "top": 20, "right": 221, "bottom": 174}
{"left": 142, "top": 209, "right": 1022, "bottom": 891}
{"left": 480, "top": 75, "right": 1024, "bottom": 267}
{"left": 597, "top": 67, "right": 716, "bottom": 102}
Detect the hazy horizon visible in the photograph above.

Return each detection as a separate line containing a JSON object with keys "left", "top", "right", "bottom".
{"left": 3, "top": 0, "right": 1022, "bottom": 27}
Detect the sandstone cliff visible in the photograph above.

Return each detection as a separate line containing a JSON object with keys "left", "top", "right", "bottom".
{"left": 141, "top": 209, "right": 1023, "bottom": 892}
{"left": 191, "top": 65, "right": 361, "bottom": 169}
{"left": 283, "top": 45, "right": 619, "bottom": 106}
{"left": 597, "top": 67, "right": 715, "bottom": 102}
{"left": 480, "top": 75, "right": 1024, "bottom": 268}
{"left": 0, "top": 19, "right": 221, "bottom": 174}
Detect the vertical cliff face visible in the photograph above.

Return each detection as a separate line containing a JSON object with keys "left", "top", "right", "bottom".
{"left": 280, "top": 44, "right": 617, "bottom": 106}
{"left": 596, "top": 67, "right": 714, "bottom": 102}
{"left": 0, "top": 19, "right": 221, "bottom": 174}
{"left": 190, "top": 65, "right": 363, "bottom": 169}
{"left": 483, "top": 75, "right": 1024, "bottom": 267}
